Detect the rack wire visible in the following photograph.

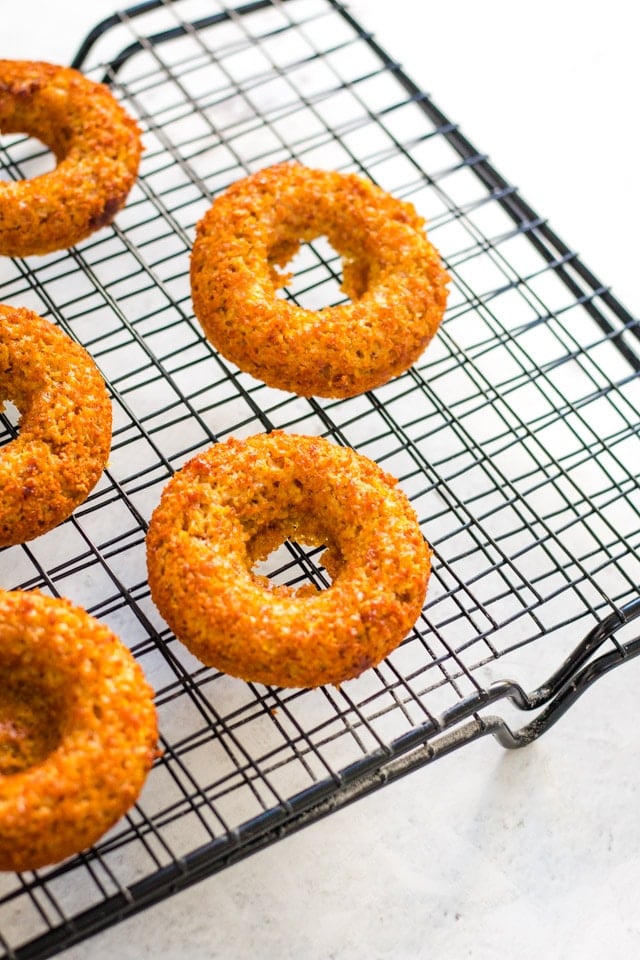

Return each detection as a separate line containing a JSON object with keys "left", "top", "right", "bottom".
{"left": 1, "top": 0, "right": 640, "bottom": 956}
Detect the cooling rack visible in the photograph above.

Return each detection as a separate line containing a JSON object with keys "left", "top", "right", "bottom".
{"left": 2, "top": 0, "right": 640, "bottom": 956}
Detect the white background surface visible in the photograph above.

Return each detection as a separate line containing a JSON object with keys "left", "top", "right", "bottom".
{"left": 5, "top": 2, "right": 640, "bottom": 958}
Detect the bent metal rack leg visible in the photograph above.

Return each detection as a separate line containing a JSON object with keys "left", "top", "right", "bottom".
{"left": 2, "top": 1, "right": 640, "bottom": 956}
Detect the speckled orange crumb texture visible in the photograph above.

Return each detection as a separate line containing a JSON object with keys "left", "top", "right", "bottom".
{"left": 0, "top": 59, "right": 142, "bottom": 257}
{"left": 0, "top": 589, "right": 158, "bottom": 872}
{"left": 190, "top": 162, "right": 449, "bottom": 398}
{"left": 0, "top": 303, "right": 112, "bottom": 546}
{"left": 146, "top": 431, "right": 431, "bottom": 688}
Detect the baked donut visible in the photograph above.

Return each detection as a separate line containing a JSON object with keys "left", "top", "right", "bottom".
{"left": 0, "top": 589, "right": 158, "bottom": 872}
{"left": 146, "top": 431, "right": 431, "bottom": 688}
{"left": 190, "top": 162, "right": 448, "bottom": 398}
{"left": 0, "top": 59, "right": 142, "bottom": 257}
{"left": 0, "top": 304, "right": 112, "bottom": 546}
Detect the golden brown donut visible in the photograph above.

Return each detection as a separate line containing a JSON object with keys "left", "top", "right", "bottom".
{"left": 146, "top": 431, "right": 431, "bottom": 688}
{"left": 190, "top": 162, "right": 449, "bottom": 398}
{"left": 0, "top": 59, "right": 142, "bottom": 256}
{"left": 0, "top": 304, "right": 112, "bottom": 546}
{"left": 0, "top": 589, "right": 158, "bottom": 872}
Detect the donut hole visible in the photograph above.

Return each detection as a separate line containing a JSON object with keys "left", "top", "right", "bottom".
{"left": 272, "top": 236, "right": 355, "bottom": 311}
{"left": 0, "top": 399, "right": 20, "bottom": 443}
{"left": 0, "top": 133, "right": 57, "bottom": 181}
{"left": 252, "top": 538, "right": 333, "bottom": 593}
{"left": 247, "top": 517, "right": 337, "bottom": 594}
{"left": 0, "top": 677, "right": 65, "bottom": 775}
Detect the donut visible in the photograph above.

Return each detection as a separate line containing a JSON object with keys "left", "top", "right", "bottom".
{"left": 190, "top": 162, "right": 449, "bottom": 398}
{"left": 0, "top": 59, "right": 142, "bottom": 257}
{"left": 0, "top": 304, "right": 112, "bottom": 547}
{"left": 146, "top": 431, "right": 431, "bottom": 688}
{"left": 0, "top": 589, "right": 158, "bottom": 872}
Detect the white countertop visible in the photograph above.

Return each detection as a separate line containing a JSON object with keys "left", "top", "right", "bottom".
{"left": 5, "top": 2, "right": 640, "bottom": 958}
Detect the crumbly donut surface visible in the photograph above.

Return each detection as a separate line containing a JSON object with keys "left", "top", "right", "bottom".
{"left": 0, "top": 304, "right": 112, "bottom": 546}
{"left": 146, "top": 431, "right": 431, "bottom": 688}
{"left": 190, "top": 162, "right": 448, "bottom": 398}
{"left": 0, "top": 589, "right": 158, "bottom": 872}
{"left": 0, "top": 59, "right": 142, "bottom": 256}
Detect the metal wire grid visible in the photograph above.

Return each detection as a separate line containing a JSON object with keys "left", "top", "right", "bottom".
{"left": 1, "top": 0, "right": 640, "bottom": 956}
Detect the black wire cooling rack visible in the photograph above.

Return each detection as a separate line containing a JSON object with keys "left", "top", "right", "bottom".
{"left": 2, "top": 0, "right": 640, "bottom": 956}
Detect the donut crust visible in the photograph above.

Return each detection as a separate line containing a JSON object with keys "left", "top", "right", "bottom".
{"left": 146, "top": 431, "right": 431, "bottom": 688}
{"left": 0, "top": 589, "right": 158, "bottom": 872}
{"left": 0, "top": 304, "right": 112, "bottom": 546}
{"left": 0, "top": 59, "right": 142, "bottom": 257}
{"left": 190, "top": 163, "right": 448, "bottom": 398}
